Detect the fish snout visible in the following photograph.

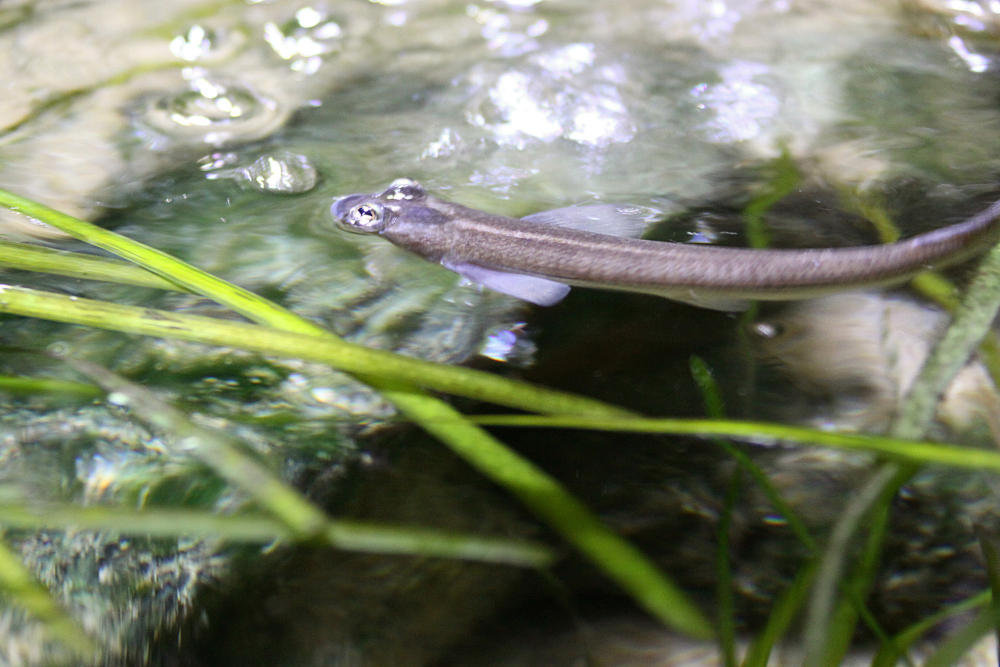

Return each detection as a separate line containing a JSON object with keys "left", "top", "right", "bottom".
{"left": 331, "top": 193, "right": 367, "bottom": 221}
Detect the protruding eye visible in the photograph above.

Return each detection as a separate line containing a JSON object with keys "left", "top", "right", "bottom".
{"left": 330, "top": 193, "right": 388, "bottom": 235}
{"left": 341, "top": 202, "right": 384, "bottom": 233}
{"left": 383, "top": 178, "right": 426, "bottom": 201}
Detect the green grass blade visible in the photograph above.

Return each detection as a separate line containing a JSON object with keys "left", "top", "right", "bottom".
{"left": 743, "top": 150, "right": 800, "bottom": 249}
{"left": 801, "top": 465, "right": 901, "bottom": 667}
{"left": 58, "top": 355, "right": 554, "bottom": 565}
{"left": 0, "top": 503, "right": 551, "bottom": 566}
{"left": 0, "top": 537, "right": 97, "bottom": 659}
{"left": 716, "top": 472, "right": 740, "bottom": 667}
{"left": 871, "top": 590, "right": 990, "bottom": 667}
{"left": 808, "top": 464, "right": 902, "bottom": 667}
{"left": 0, "top": 374, "right": 102, "bottom": 399}
{"left": 382, "top": 387, "right": 713, "bottom": 638}
{"left": 895, "top": 240, "right": 1000, "bottom": 440}
{"left": 469, "top": 415, "right": 1000, "bottom": 472}
{"left": 0, "top": 189, "right": 311, "bottom": 333}
{"left": 689, "top": 356, "right": 739, "bottom": 662}
{"left": 690, "top": 356, "right": 816, "bottom": 551}
{"left": 843, "top": 191, "right": 1000, "bottom": 384}
{"left": 741, "top": 561, "right": 817, "bottom": 667}
{"left": 922, "top": 606, "right": 997, "bottom": 667}
{"left": 60, "top": 356, "right": 328, "bottom": 537}
{"left": 0, "top": 239, "right": 183, "bottom": 291}
{"left": 0, "top": 284, "right": 629, "bottom": 418}
{"left": 58, "top": 356, "right": 553, "bottom": 566}
{"left": 975, "top": 528, "right": 1000, "bottom": 665}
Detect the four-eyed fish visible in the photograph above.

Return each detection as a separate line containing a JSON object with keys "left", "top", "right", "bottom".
{"left": 330, "top": 179, "right": 1000, "bottom": 310}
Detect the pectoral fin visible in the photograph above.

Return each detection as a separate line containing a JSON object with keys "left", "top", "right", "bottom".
{"left": 521, "top": 204, "right": 661, "bottom": 238}
{"left": 443, "top": 259, "right": 571, "bottom": 306}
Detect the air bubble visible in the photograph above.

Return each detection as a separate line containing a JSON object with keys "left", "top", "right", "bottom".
{"left": 238, "top": 152, "right": 318, "bottom": 194}
{"left": 201, "top": 151, "right": 317, "bottom": 194}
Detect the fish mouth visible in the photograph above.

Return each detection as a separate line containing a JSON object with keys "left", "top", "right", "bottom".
{"left": 330, "top": 193, "right": 368, "bottom": 221}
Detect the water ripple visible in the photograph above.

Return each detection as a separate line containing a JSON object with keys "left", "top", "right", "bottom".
{"left": 137, "top": 75, "right": 288, "bottom": 147}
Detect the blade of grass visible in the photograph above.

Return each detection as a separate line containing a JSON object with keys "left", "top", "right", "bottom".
{"left": 843, "top": 190, "right": 1000, "bottom": 383}
{"left": 691, "top": 355, "right": 820, "bottom": 663}
{"left": 62, "top": 356, "right": 339, "bottom": 537}
{"left": 0, "top": 502, "right": 551, "bottom": 566}
{"left": 0, "top": 189, "right": 300, "bottom": 330}
{"left": 975, "top": 527, "right": 1000, "bottom": 665}
{"left": 0, "top": 536, "right": 97, "bottom": 659}
{"left": 690, "top": 356, "right": 738, "bottom": 664}
{"left": 690, "top": 356, "right": 816, "bottom": 551}
{"left": 467, "top": 415, "right": 1000, "bottom": 473}
{"left": 894, "top": 241, "right": 1000, "bottom": 441}
{"left": 871, "top": 590, "right": 990, "bottom": 667}
{"left": 743, "top": 149, "right": 800, "bottom": 249}
{"left": 384, "top": 388, "right": 712, "bottom": 638}
{"left": 0, "top": 284, "right": 628, "bottom": 418}
{"left": 0, "top": 239, "right": 183, "bottom": 291}
{"left": 815, "top": 466, "right": 900, "bottom": 667}
{"left": 716, "top": 471, "right": 740, "bottom": 667}
{"left": 922, "top": 606, "right": 997, "bottom": 667}
{"left": 801, "top": 464, "right": 901, "bottom": 667}
{"left": 0, "top": 374, "right": 102, "bottom": 399}
{"left": 741, "top": 561, "right": 817, "bottom": 667}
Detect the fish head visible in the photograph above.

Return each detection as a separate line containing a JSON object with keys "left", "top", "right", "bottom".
{"left": 330, "top": 178, "right": 429, "bottom": 234}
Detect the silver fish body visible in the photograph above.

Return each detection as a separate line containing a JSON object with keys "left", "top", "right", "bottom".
{"left": 331, "top": 179, "right": 1000, "bottom": 310}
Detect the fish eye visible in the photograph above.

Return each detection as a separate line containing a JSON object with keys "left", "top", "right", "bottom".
{"left": 334, "top": 201, "right": 385, "bottom": 234}
{"left": 344, "top": 203, "right": 385, "bottom": 232}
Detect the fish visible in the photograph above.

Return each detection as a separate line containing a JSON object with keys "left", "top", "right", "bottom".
{"left": 330, "top": 178, "right": 1000, "bottom": 310}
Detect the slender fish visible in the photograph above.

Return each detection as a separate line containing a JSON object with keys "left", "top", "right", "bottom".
{"left": 330, "top": 179, "right": 1000, "bottom": 310}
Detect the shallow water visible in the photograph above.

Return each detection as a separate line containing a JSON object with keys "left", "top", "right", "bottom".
{"left": 3, "top": 0, "right": 1000, "bottom": 663}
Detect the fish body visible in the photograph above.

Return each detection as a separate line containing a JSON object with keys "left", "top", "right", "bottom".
{"left": 331, "top": 179, "right": 1000, "bottom": 310}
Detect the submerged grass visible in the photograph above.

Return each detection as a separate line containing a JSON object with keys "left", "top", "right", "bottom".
{"left": 690, "top": 356, "right": 740, "bottom": 667}
{"left": 799, "top": 203, "right": 1000, "bottom": 665}
{"left": 0, "top": 537, "right": 98, "bottom": 660}
{"left": 1, "top": 180, "right": 998, "bottom": 661}
{"left": 0, "top": 373, "right": 102, "bottom": 399}
{"left": 0, "top": 239, "right": 182, "bottom": 291}
{"left": 0, "top": 502, "right": 550, "bottom": 565}
{"left": 0, "top": 284, "right": 628, "bottom": 419}
{"left": 469, "top": 415, "right": 1000, "bottom": 472}
{"left": 844, "top": 190, "right": 1000, "bottom": 387}
{"left": 54, "top": 354, "right": 549, "bottom": 566}
{"left": 0, "top": 189, "right": 712, "bottom": 649}
{"left": 871, "top": 590, "right": 990, "bottom": 666}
